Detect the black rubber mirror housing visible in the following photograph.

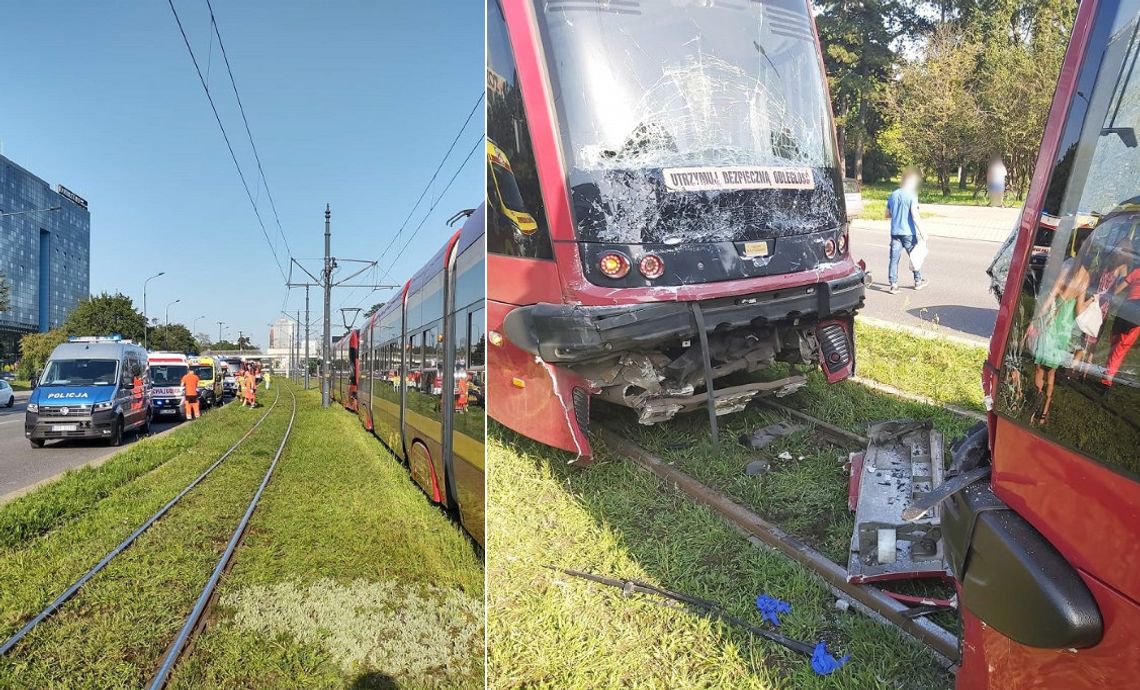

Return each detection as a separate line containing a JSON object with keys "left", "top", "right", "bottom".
{"left": 944, "top": 481, "right": 1103, "bottom": 649}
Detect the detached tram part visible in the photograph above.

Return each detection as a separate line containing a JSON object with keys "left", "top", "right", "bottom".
{"left": 150, "top": 386, "right": 298, "bottom": 689}
{"left": 847, "top": 420, "right": 952, "bottom": 584}
{"left": 546, "top": 565, "right": 817, "bottom": 657}
{"left": 0, "top": 387, "right": 284, "bottom": 656}
{"left": 596, "top": 425, "right": 960, "bottom": 666}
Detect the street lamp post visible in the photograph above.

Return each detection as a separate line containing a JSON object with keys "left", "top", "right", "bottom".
{"left": 192, "top": 315, "right": 206, "bottom": 333}
{"left": 143, "top": 272, "right": 165, "bottom": 350}
{"left": 217, "top": 321, "right": 226, "bottom": 344}
{"left": 165, "top": 299, "right": 181, "bottom": 327}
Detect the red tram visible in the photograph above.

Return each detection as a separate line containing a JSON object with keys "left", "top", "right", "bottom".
{"left": 946, "top": 0, "right": 1140, "bottom": 686}
{"left": 331, "top": 207, "right": 486, "bottom": 546}
{"left": 485, "top": 0, "right": 866, "bottom": 459}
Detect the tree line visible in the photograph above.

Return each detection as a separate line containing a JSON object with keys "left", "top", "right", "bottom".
{"left": 817, "top": 0, "right": 1076, "bottom": 197}
{"left": 16, "top": 293, "right": 253, "bottom": 379}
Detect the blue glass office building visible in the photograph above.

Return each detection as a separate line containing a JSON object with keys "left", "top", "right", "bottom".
{"left": 0, "top": 154, "right": 90, "bottom": 361}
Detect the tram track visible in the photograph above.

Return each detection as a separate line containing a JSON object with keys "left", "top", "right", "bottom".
{"left": 0, "top": 385, "right": 297, "bottom": 686}
{"left": 596, "top": 402, "right": 963, "bottom": 668}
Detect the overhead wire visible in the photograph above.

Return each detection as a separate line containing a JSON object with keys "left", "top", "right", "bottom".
{"left": 166, "top": 0, "right": 287, "bottom": 281}
{"left": 204, "top": 0, "right": 293, "bottom": 260}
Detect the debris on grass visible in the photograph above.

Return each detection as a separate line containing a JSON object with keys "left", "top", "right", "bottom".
{"left": 740, "top": 421, "right": 805, "bottom": 449}
{"left": 810, "top": 641, "right": 851, "bottom": 676}
{"left": 755, "top": 594, "right": 792, "bottom": 626}
{"left": 744, "top": 460, "right": 771, "bottom": 476}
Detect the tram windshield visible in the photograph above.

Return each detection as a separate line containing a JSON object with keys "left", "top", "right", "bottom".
{"left": 534, "top": 0, "right": 843, "bottom": 243}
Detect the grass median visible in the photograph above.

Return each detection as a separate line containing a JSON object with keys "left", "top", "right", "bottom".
{"left": 487, "top": 325, "right": 980, "bottom": 689}
{"left": 0, "top": 382, "right": 483, "bottom": 689}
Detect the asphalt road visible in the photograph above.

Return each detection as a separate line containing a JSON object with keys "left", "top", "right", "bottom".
{"left": 850, "top": 224, "right": 1000, "bottom": 345}
{"left": 0, "top": 391, "right": 183, "bottom": 500}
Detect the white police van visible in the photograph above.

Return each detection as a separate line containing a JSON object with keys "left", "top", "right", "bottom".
{"left": 25, "top": 336, "right": 151, "bottom": 448}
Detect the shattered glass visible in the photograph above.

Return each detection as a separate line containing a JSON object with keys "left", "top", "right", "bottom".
{"left": 536, "top": 0, "right": 843, "bottom": 244}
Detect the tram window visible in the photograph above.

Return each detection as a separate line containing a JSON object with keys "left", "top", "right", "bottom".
{"left": 997, "top": 0, "right": 1140, "bottom": 475}
{"left": 487, "top": 0, "right": 554, "bottom": 260}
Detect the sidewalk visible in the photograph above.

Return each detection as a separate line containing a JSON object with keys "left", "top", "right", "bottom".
{"left": 855, "top": 203, "right": 1021, "bottom": 243}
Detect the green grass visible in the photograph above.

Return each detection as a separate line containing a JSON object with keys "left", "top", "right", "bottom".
{"left": 854, "top": 320, "right": 987, "bottom": 412}
{"left": 487, "top": 326, "right": 982, "bottom": 688}
{"left": 859, "top": 179, "right": 1017, "bottom": 219}
{"left": 0, "top": 398, "right": 269, "bottom": 547}
{"left": 488, "top": 422, "right": 952, "bottom": 690}
{"left": 8, "top": 379, "right": 31, "bottom": 392}
{"left": 0, "top": 382, "right": 483, "bottom": 689}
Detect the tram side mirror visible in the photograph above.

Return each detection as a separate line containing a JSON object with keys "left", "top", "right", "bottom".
{"left": 944, "top": 483, "right": 1103, "bottom": 649}
{"left": 1102, "top": 126, "right": 1138, "bottom": 148}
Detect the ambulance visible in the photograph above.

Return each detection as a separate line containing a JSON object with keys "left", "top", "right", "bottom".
{"left": 148, "top": 352, "right": 189, "bottom": 420}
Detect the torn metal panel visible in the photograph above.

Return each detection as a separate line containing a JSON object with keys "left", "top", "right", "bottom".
{"left": 847, "top": 420, "right": 951, "bottom": 584}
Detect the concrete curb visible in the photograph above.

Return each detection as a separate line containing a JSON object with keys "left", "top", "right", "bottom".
{"left": 0, "top": 419, "right": 187, "bottom": 507}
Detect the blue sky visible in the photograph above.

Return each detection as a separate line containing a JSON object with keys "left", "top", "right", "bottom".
{"left": 0, "top": 1, "right": 483, "bottom": 348}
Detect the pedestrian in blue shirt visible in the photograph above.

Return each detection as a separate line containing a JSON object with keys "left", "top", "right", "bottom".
{"left": 885, "top": 170, "right": 930, "bottom": 293}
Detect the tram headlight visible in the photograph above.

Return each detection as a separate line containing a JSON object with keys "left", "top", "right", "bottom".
{"left": 838, "top": 232, "right": 848, "bottom": 255}
{"left": 598, "top": 252, "right": 631, "bottom": 279}
{"left": 638, "top": 254, "right": 665, "bottom": 279}
{"left": 823, "top": 238, "right": 838, "bottom": 259}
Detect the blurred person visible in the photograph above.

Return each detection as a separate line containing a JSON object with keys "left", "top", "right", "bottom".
{"left": 885, "top": 169, "right": 930, "bottom": 294}
{"left": 244, "top": 367, "right": 257, "bottom": 407}
{"left": 987, "top": 157, "right": 1008, "bottom": 207}
{"left": 264, "top": 368, "right": 272, "bottom": 390}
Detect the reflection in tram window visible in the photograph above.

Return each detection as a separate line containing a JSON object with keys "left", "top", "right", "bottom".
{"left": 998, "top": 8, "right": 1140, "bottom": 471}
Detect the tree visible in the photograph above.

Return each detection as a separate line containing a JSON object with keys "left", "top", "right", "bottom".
{"left": 237, "top": 334, "right": 255, "bottom": 351}
{"left": 894, "top": 27, "right": 986, "bottom": 195}
{"left": 148, "top": 323, "right": 197, "bottom": 353}
{"left": 816, "top": 0, "right": 923, "bottom": 182}
{"left": 18, "top": 329, "right": 68, "bottom": 379}
{"left": 63, "top": 292, "right": 146, "bottom": 341}
{"left": 194, "top": 332, "right": 212, "bottom": 352}
{"left": 210, "top": 340, "right": 241, "bottom": 351}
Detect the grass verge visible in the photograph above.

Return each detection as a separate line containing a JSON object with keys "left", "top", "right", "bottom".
{"left": 166, "top": 385, "right": 484, "bottom": 690}
{"left": 853, "top": 320, "right": 987, "bottom": 412}
{"left": 0, "top": 382, "right": 482, "bottom": 689}
{"left": 0, "top": 396, "right": 270, "bottom": 547}
{"left": 488, "top": 325, "right": 981, "bottom": 688}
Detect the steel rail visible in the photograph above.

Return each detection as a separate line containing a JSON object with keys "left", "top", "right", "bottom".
{"left": 0, "top": 388, "right": 283, "bottom": 656}
{"left": 149, "top": 385, "right": 298, "bottom": 689}
{"left": 596, "top": 424, "right": 960, "bottom": 667}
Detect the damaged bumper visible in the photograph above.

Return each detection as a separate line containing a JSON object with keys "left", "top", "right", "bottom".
{"left": 502, "top": 270, "right": 866, "bottom": 363}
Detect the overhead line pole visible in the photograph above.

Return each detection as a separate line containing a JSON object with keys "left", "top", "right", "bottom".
{"left": 290, "top": 207, "right": 398, "bottom": 407}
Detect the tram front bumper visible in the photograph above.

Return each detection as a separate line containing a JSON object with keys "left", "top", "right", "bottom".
{"left": 503, "top": 270, "right": 866, "bottom": 364}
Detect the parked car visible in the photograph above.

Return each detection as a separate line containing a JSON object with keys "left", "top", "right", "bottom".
{"left": 843, "top": 178, "right": 864, "bottom": 220}
{"left": 0, "top": 380, "right": 13, "bottom": 407}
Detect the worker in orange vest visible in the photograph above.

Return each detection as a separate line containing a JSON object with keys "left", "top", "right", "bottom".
{"left": 456, "top": 373, "right": 469, "bottom": 412}
{"left": 243, "top": 368, "right": 257, "bottom": 407}
{"left": 180, "top": 368, "right": 202, "bottom": 420}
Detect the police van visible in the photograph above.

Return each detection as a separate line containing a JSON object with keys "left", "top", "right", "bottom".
{"left": 148, "top": 352, "right": 190, "bottom": 420}
{"left": 25, "top": 336, "right": 151, "bottom": 448}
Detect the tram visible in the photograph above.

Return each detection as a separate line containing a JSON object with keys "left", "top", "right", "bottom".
{"left": 947, "top": 0, "right": 1140, "bottom": 685}
{"left": 331, "top": 207, "right": 486, "bottom": 546}
{"left": 485, "top": 0, "right": 867, "bottom": 459}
